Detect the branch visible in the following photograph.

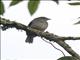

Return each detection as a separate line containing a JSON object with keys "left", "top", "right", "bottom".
{"left": 42, "top": 38, "right": 65, "bottom": 57}
{"left": 59, "top": 37, "right": 80, "bottom": 41}
{"left": 0, "top": 17, "right": 28, "bottom": 31}
{"left": 0, "top": 17, "right": 80, "bottom": 59}
{"left": 56, "top": 41, "right": 80, "bottom": 60}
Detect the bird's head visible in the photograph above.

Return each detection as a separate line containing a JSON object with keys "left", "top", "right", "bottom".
{"left": 35, "top": 17, "right": 50, "bottom": 21}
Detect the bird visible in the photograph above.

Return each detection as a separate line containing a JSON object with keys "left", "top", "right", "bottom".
{"left": 25, "top": 17, "right": 50, "bottom": 43}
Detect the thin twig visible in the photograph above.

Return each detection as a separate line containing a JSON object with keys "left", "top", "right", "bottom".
{"left": 41, "top": 38, "right": 65, "bottom": 57}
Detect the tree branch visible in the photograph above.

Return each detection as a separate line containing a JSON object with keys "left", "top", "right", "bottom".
{"left": 0, "top": 17, "right": 80, "bottom": 59}
{"left": 59, "top": 37, "right": 80, "bottom": 41}
{"left": 56, "top": 41, "right": 80, "bottom": 60}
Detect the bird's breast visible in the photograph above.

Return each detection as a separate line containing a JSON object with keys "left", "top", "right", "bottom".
{"left": 29, "top": 21, "right": 48, "bottom": 31}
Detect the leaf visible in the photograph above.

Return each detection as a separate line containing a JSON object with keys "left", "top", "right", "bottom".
{"left": 69, "top": 2, "right": 80, "bottom": 5}
{"left": 68, "top": 0, "right": 71, "bottom": 1}
{"left": 74, "top": 21, "right": 80, "bottom": 25}
{"left": 58, "top": 56, "right": 77, "bottom": 60}
{"left": 28, "top": 0, "right": 40, "bottom": 15}
{"left": 0, "top": 1, "right": 5, "bottom": 15}
{"left": 78, "top": 17, "right": 80, "bottom": 18}
{"left": 52, "top": 0, "right": 59, "bottom": 4}
{"left": 10, "top": 0, "right": 23, "bottom": 6}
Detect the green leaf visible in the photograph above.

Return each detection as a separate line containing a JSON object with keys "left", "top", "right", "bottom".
{"left": 52, "top": 0, "right": 59, "bottom": 4}
{"left": 10, "top": 0, "right": 23, "bottom": 6}
{"left": 0, "top": 1, "right": 5, "bottom": 15}
{"left": 58, "top": 56, "right": 77, "bottom": 60}
{"left": 78, "top": 17, "right": 80, "bottom": 18}
{"left": 69, "top": 2, "right": 80, "bottom": 5}
{"left": 74, "top": 21, "right": 80, "bottom": 25}
{"left": 74, "top": 17, "right": 80, "bottom": 25}
{"left": 28, "top": 0, "right": 40, "bottom": 15}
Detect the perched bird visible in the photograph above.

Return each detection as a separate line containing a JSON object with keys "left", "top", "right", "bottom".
{"left": 25, "top": 17, "right": 50, "bottom": 43}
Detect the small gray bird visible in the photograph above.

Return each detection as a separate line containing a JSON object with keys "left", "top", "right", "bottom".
{"left": 25, "top": 17, "right": 50, "bottom": 43}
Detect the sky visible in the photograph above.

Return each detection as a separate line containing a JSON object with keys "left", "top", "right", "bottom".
{"left": 1, "top": 1, "right": 80, "bottom": 60}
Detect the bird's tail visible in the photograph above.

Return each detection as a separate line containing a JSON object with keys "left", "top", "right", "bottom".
{"left": 25, "top": 35, "right": 34, "bottom": 43}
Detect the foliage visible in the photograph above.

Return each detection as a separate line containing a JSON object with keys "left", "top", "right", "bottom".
{"left": 0, "top": 1, "right": 5, "bottom": 15}
{"left": 58, "top": 56, "right": 77, "bottom": 60}
{"left": 74, "top": 21, "right": 80, "bottom": 25}
{"left": 52, "top": 0, "right": 59, "bottom": 4}
{"left": 69, "top": 2, "right": 80, "bottom": 6}
{"left": 10, "top": 0, "right": 23, "bottom": 6}
{"left": 0, "top": 0, "right": 80, "bottom": 16}
{"left": 28, "top": 0, "right": 40, "bottom": 15}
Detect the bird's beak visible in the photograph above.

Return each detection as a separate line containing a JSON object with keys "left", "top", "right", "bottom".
{"left": 48, "top": 18, "right": 51, "bottom": 20}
